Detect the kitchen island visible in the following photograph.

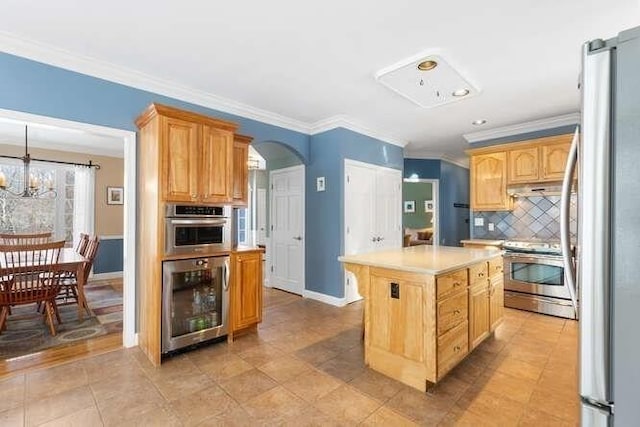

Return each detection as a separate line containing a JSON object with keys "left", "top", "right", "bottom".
{"left": 339, "top": 245, "right": 504, "bottom": 391}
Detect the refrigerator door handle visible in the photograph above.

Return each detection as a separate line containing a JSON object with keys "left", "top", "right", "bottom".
{"left": 579, "top": 41, "right": 612, "bottom": 406}
{"left": 560, "top": 126, "right": 579, "bottom": 318}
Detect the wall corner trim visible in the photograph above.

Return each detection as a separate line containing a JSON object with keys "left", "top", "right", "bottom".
{"left": 463, "top": 112, "right": 580, "bottom": 144}
{"left": 302, "top": 289, "right": 347, "bottom": 307}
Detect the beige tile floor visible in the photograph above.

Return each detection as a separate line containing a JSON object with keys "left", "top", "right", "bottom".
{"left": 0, "top": 287, "right": 579, "bottom": 426}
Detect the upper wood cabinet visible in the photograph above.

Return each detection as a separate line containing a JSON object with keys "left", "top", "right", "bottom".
{"left": 136, "top": 103, "right": 239, "bottom": 204}
{"left": 508, "top": 147, "right": 539, "bottom": 184}
{"left": 470, "top": 152, "right": 511, "bottom": 211}
{"left": 541, "top": 141, "right": 571, "bottom": 181}
{"left": 506, "top": 135, "right": 572, "bottom": 185}
{"left": 233, "top": 135, "right": 252, "bottom": 206}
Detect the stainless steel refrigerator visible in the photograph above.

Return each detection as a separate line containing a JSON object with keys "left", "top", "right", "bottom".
{"left": 560, "top": 26, "right": 640, "bottom": 426}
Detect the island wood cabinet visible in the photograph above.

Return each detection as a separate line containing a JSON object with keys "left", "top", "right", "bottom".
{"left": 232, "top": 134, "right": 252, "bottom": 206}
{"left": 468, "top": 256, "right": 504, "bottom": 350}
{"left": 229, "top": 250, "right": 263, "bottom": 340}
{"left": 470, "top": 152, "right": 511, "bottom": 211}
{"left": 137, "top": 103, "right": 238, "bottom": 204}
{"left": 344, "top": 255, "right": 504, "bottom": 391}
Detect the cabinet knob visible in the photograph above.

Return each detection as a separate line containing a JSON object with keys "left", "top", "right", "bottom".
{"left": 191, "top": 194, "right": 197, "bottom": 199}
{"left": 479, "top": 272, "right": 484, "bottom": 277}
{"left": 453, "top": 345, "right": 461, "bottom": 352}
{"left": 454, "top": 309, "right": 461, "bottom": 315}
{"left": 453, "top": 282, "right": 461, "bottom": 287}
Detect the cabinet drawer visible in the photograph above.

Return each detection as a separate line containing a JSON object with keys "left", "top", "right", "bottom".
{"left": 468, "top": 262, "right": 488, "bottom": 285}
{"left": 489, "top": 257, "right": 504, "bottom": 276}
{"left": 437, "top": 290, "right": 468, "bottom": 336}
{"left": 437, "top": 320, "right": 469, "bottom": 378}
{"left": 436, "top": 270, "right": 468, "bottom": 299}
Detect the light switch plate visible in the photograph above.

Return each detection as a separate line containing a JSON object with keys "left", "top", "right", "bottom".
{"left": 316, "top": 176, "right": 326, "bottom": 192}
{"left": 474, "top": 217, "right": 484, "bottom": 226}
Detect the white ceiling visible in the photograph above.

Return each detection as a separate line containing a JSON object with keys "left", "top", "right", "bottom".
{"left": 0, "top": 118, "right": 124, "bottom": 158}
{"left": 0, "top": 1, "right": 638, "bottom": 163}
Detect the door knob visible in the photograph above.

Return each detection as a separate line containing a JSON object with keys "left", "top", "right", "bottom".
{"left": 293, "top": 236, "right": 303, "bottom": 241}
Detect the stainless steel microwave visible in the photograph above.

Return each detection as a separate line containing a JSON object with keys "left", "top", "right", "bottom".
{"left": 165, "top": 204, "right": 231, "bottom": 255}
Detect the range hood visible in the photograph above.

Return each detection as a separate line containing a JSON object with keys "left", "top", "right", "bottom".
{"left": 507, "top": 184, "right": 564, "bottom": 197}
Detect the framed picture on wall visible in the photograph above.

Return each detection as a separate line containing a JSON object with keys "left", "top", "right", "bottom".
{"left": 107, "top": 186, "right": 124, "bottom": 205}
{"left": 424, "top": 200, "right": 434, "bottom": 212}
{"left": 404, "top": 200, "right": 415, "bottom": 213}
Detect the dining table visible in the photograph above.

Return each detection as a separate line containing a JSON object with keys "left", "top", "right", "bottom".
{"left": 0, "top": 247, "right": 90, "bottom": 321}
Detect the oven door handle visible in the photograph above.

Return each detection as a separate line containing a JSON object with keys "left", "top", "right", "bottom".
{"left": 560, "top": 126, "right": 579, "bottom": 318}
{"left": 169, "top": 219, "right": 227, "bottom": 226}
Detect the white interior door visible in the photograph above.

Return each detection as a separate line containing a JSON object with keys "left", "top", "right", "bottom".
{"left": 256, "top": 188, "right": 266, "bottom": 245}
{"left": 375, "top": 168, "right": 402, "bottom": 249}
{"left": 269, "top": 165, "right": 305, "bottom": 295}
{"left": 344, "top": 160, "right": 401, "bottom": 303}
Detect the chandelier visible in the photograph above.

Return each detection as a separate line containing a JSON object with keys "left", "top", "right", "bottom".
{"left": 0, "top": 126, "right": 57, "bottom": 198}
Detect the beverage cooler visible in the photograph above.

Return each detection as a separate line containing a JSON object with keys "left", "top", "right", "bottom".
{"left": 162, "top": 256, "right": 229, "bottom": 353}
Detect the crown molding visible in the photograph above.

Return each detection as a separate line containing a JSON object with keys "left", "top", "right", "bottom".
{"left": 404, "top": 151, "right": 470, "bottom": 169}
{"left": 463, "top": 112, "right": 580, "bottom": 144}
{"left": 309, "top": 115, "right": 407, "bottom": 148}
{"left": 0, "top": 31, "right": 312, "bottom": 134}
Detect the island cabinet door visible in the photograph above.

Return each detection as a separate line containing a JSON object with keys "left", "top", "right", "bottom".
{"left": 468, "top": 281, "right": 490, "bottom": 350}
{"left": 489, "top": 275, "right": 504, "bottom": 331}
{"left": 369, "top": 274, "right": 425, "bottom": 364}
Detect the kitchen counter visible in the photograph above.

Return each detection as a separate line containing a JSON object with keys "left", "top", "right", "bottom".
{"left": 338, "top": 245, "right": 501, "bottom": 275}
{"left": 460, "top": 239, "right": 504, "bottom": 247}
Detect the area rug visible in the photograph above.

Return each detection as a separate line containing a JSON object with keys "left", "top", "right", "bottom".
{"left": 0, "top": 281, "right": 123, "bottom": 359}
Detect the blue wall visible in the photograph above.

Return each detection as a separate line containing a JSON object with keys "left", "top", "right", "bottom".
{"left": 0, "top": 53, "right": 310, "bottom": 161}
{"left": 306, "top": 128, "right": 404, "bottom": 298}
{"left": 93, "top": 238, "right": 124, "bottom": 274}
{"left": 403, "top": 159, "right": 470, "bottom": 246}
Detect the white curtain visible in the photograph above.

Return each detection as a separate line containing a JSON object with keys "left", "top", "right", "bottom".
{"left": 72, "top": 165, "right": 95, "bottom": 247}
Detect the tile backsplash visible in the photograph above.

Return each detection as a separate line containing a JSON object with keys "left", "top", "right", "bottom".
{"left": 472, "top": 195, "right": 577, "bottom": 241}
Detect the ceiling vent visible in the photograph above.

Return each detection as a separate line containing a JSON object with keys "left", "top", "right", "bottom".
{"left": 375, "top": 53, "right": 479, "bottom": 108}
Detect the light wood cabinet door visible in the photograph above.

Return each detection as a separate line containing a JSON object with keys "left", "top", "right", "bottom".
{"left": 161, "top": 117, "right": 199, "bottom": 202}
{"left": 470, "top": 152, "right": 510, "bottom": 211}
{"left": 200, "top": 126, "right": 233, "bottom": 204}
{"left": 508, "top": 147, "right": 539, "bottom": 184}
{"left": 369, "top": 275, "right": 425, "bottom": 363}
{"left": 232, "top": 135, "right": 251, "bottom": 206}
{"left": 232, "top": 251, "right": 263, "bottom": 331}
{"left": 541, "top": 142, "right": 570, "bottom": 181}
{"left": 468, "top": 282, "right": 490, "bottom": 350}
{"left": 490, "top": 276, "right": 504, "bottom": 331}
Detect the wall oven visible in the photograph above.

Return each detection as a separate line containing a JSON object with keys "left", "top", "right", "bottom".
{"left": 165, "top": 204, "right": 231, "bottom": 255}
{"left": 503, "top": 251, "right": 578, "bottom": 319}
{"left": 162, "top": 256, "right": 229, "bottom": 353}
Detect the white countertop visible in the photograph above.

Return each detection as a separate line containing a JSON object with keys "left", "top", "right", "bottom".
{"left": 339, "top": 245, "right": 503, "bottom": 275}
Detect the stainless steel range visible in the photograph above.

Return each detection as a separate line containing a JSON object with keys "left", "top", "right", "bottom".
{"left": 502, "top": 240, "right": 578, "bottom": 319}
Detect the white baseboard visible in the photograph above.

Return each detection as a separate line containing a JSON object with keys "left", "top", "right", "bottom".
{"left": 124, "top": 333, "right": 139, "bottom": 348}
{"left": 91, "top": 271, "right": 124, "bottom": 280}
{"left": 302, "top": 289, "right": 347, "bottom": 307}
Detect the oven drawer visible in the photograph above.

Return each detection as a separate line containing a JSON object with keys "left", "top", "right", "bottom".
{"left": 437, "top": 320, "right": 469, "bottom": 379}
{"left": 437, "top": 289, "right": 468, "bottom": 336}
{"left": 468, "top": 262, "right": 488, "bottom": 285}
{"left": 436, "top": 270, "right": 468, "bottom": 298}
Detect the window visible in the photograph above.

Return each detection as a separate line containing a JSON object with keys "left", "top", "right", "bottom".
{"left": 0, "top": 160, "right": 75, "bottom": 244}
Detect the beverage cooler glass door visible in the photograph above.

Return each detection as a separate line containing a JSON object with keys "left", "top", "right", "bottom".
{"left": 162, "top": 256, "right": 229, "bottom": 353}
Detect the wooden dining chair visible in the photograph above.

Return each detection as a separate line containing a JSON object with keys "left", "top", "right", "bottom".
{"left": 57, "top": 235, "right": 100, "bottom": 317}
{"left": 0, "top": 240, "right": 65, "bottom": 336}
{"left": 0, "top": 232, "right": 52, "bottom": 245}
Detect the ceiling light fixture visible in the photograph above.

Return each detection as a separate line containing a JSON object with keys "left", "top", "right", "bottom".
{"left": 452, "top": 88, "right": 470, "bottom": 97}
{"left": 417, "top": 60, "right": 438, "bottom": 71}
{"left": 472, "top": 119, "right": 487, "bottom": 126}
{"left": 0, "top": 126, "right": 57, "bottom": 198}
